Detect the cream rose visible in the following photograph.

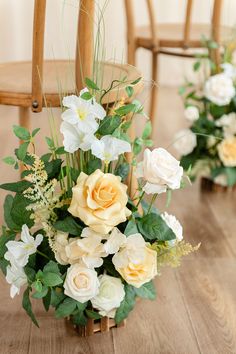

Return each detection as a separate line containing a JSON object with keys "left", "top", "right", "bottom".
{"left": 65, "top": 228, "right": 107, "bottom": 268}
{"left": 136, "top": 148, "right": 183, "bottom": 194}
{"left": 217, "top": 137, "right": 236, "bottom": 167}
{"left": 174, "top": 129, "right": 197, "bottom": 156}
{"left": 54, "top": 231, "right": 69, "bottom": 265}
{"left": 64, "top": 264, "right": 99, "bottom": 303}
{"left": 68, "top": 170, "right": 131, "bottom": 233}
{"left": 184, "top": 106, "right": 199, "bottom": 122}
{"left": 91, "top": 275, "right": 125, "bottom": 318}
{"left": 204, "top": 73, "right": 235, "bottom": 106}
{"left": 112, "top": 234, "right": 157, "bottom": 288}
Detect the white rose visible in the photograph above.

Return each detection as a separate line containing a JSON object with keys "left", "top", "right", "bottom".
{"left": 136, "top": 148, "right": 183, "bottom": 194}
{"left": 65, "top": 228, "right": 107, "bottom": 268}
{"left": 184, "top": 106, "right": 199, "bottom": 122}
{"left": 64, "top": 264, "right": 99, "bottom": 303}
{"left": 54, "top": 231, "right": 69, "bottom": 265}
{"left": 204, "top": 73, "right": 235, "bottom": 106}
{"left": 221, "top": 63, "right": 236, "bottom": 81}
{"left": 91, "top": 275, "right": 125, "bottom": 318}
{"left": 161, "top": 212, "right": 183, "bottom": 242}
{"left": 215, "top": 113, "right": 236, "bottom": 138}
{"left": 174, "top": 129, "right": 197, "bottom": 156}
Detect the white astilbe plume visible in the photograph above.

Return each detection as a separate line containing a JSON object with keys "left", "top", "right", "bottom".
{"left": 23, "top": 155, "right": 63, "bottom": 247}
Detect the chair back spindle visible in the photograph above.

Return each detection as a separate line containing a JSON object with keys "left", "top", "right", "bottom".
{"left": 183, "top": 0, "right": 193, "bottom": 48}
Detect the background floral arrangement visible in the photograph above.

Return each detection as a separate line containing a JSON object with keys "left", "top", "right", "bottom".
{"left": 174, "top": 39, "right": 236, "bottom": 188}
{"left": 0, "top": 77, "right": 199, "bottom": 328}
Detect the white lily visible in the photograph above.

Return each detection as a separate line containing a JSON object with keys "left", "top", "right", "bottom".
{"left": 6, "top": 263, "right": 27, "bottom": 298}
{"left": 91, "top": 135, "right": 131, "bottom": 163}
{"left": 60, "top": 121, "right": 98, "bottom": 153}
{"left": 61, "top": 89, "right": 106, "bottom": 133}
{"left": 4, "top": 225, "right": 43, "bottom": 268}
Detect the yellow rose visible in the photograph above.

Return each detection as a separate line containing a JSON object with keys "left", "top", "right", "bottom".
{"left": 112, "top": 234, "right": 157, "bottom": 288}
{"left": 218, "top": 137, "right": 236, "bottom": 167}
{"left": 68, "top": 169, "right": 131, "bottom": 233}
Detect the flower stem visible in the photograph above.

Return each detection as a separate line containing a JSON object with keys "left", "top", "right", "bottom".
{"left": 37, "top": 250, "right": 50, "bottom": 260}
{"left": 136, "top": 190, "right": 145, "bottom": 208}
{"left": 147, "top": 193, "right": 158, "bottom": 214}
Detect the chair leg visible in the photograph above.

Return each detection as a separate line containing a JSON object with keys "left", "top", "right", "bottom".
{"left": 127, "top": 41, "right": 136, "bottom": 66}
{"left": 150, "top": 52, "right": 159, "bottom": 126}
{"left": 19, "top": 107, "right": 30, "bottom": 174}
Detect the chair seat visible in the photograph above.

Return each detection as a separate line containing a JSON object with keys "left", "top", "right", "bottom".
{"left": 0, "top": 60, "right": 142, "bottom": 107}
{"left": 136, "top": 23, "right": 234, "bottom": 50}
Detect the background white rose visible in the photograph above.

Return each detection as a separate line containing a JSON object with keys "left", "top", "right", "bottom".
{"left": 215, "top": 113, "right": 236, "bottom": 138}
{"left": 136, "top": 148, "right": 183, "bottom": 194}
{"left": 54, "top": 231, "right": 69, "bottom": 265}
{"left": 64, "top": 264, "right": 99, "bottom": 303}
{"left": 174, "top": 129, "right": 197, "bottom": 156}
{"left": 91, "top": 275, "right": 125, "bottom": 318}
{"left": 161, "top": 212, "right": 183, "bottom": 242}
{"left": 204, "top": 73, "right": 235, "bottom": 106}
{"left": 184, "top": 106, "right": 199, "bottom": 122}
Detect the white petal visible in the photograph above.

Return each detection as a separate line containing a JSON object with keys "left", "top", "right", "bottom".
{"left": 143, "top": 182, "right": 167, "bottom": 194}
{"left": 62, "top": 95, "right": 80, "bottom": 109}
{"left": 104, "top": 228, "right": 127, "bottom": 254}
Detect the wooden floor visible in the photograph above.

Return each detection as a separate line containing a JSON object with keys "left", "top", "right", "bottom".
{"left": 0, "top": 87, "right": 236, "bottom": 354}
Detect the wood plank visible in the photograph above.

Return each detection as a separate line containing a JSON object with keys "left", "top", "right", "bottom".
{"left": 176, "top": 258, "right": 236, "bottom": 353}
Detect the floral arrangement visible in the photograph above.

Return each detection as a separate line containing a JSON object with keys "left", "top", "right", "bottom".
{"left": 174, "top": 40, "right": 236, "bottom": 187}
{"left": 0, "top": 77, "right": 199, "bottom": 328}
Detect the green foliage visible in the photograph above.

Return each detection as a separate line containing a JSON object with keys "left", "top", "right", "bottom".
{"left": 0, "top": 228, "right": 15, "bottom": 259}
{"left": 15, "top": 142, "right": 29, "bottom": 161}
{"left": 152, "top": 241, "right": 200, "bottom": 271}
{"left": 193, "top": 61, "right": 201, "bottom": 72}
{"left": 22, "top": 287, "right": 39, "bottom": 327}
{"left": 133, "top": 281, "right": 156, "bottom": 300}
{"left": 115, "top": 284, "right": 136, "bottom": 324}
{"left": 115, "top": 103, "right": 136, "bottom": 116}
{"left": 50, "top": 288, "right": 66, "bottom": 308}
{"left": 10, "top": 193, "right": 34, "bottom": 229}
{"left": 42, "top": 272, "right": 63, "bottom": 287}
{"left": 55, "top": 297, "right": 87, "bottom": 318}
{"left": 137, "top": 213, "right": 176, "bottom": 241}
{"left": 13, "top": 125, "right": 30, "bottom": 141}
{"left": 44, "top": 159, "right": 62, "bottom": 180}
{"left": 125, "top": 86, "right": 134, "bottom": 98}
{"left": 3, "top": 195, "right": 19, "bottom": 230}
{"left": 85, "top": 77, "right": 99, "bottom": 91}
{"left": 2, "top": 156, "right": 16, "bottom": 165}
{"left": 130, "top": 77, "right": 141, "bottom": 85}
{"left": 124, "top": 218, "right": 138, "bottom": 236}
{"left": 0, "top": 180, "right": 32, "bottom": 193}
{"left": 85, "top": 309, "right": 102, "bottom": 320}
{"left": 80, "top": 91, "right": 93, "bottom": 100}
{"left": 72, "top": 311, "right": 87, "bottom": 326}
{"left": 142, "top": 121, "right": 152, "bottom": 139}
{"left": 54, "top": 216, "right": 82, "bottom": 236}
{"left": 97, "top": 115, "right": 121, "bottom": 135}
{"left": 87, "top": 158, "right": 102, "bottom": 174}
{"left": 32, "top": 128, "right": 40, "bottom": 137}
{"left": 43, "top": 288, "right": 52, "bottom": 311}
{"left": 114, "top": 162, "right": 129, "bottom": 181}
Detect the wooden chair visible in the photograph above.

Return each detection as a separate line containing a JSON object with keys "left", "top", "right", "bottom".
{"left": 124, "top": 0, "right": 233, "bottom": 122}
{"left": 0, "top": 0, "right": 142, "bottom": 130}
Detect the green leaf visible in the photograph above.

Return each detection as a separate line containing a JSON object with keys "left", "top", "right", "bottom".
{"left": 133, "top": 137, "right": 143, "bottom": 155}
{"left": 72, "top": 311, "right": 87, "bottom": 326}
{"left": 50, "top": 288, "right": 66, "bottom": 307}
{"left": 2, "top": 156, "right": 15, "bottom": 165}
{"left": 22, "top": 287, "right": 39, "bottom": 327}
{"left": 87, "top": 158, "right": 102, "bottom": 175}
{"left": 142, "top": 121, "right": 152, "bottom": 139}
{"left": 121, "top": 120, "right": 132, "bottom": 132}
{"left": 131, "top": 77, "right": 141, "bottom": 85}
{"left": 24, "top": 266, "right": 36, "bottom": 283}
{"left": 13, "top": 125, "right": 30, "bottom": 141}
{"left": 0, "top": 180, "right": 31, "bottom": 192}
{"left": 16, "top": 142, "right": 29, "bottom": 161}
{"left": 45, "top": 137, "right": 54, "bottom": 149}
{"left": 0, "top": 229, "right": 15, "bottom": 258}
{"left": 193, "top": 61, "right": 201, "bottom": 72}
{"left": 144, "top": 139, "right": 153, "bottom": 147}
{"left": 85, "top": 78, "right": 99, "bottom": 91}
{"left": 80, "top": 91, "right": 93, "bottom": 100}
{"left": 0, "top": 258, "right": 9, "bottom": 275}
{"left": 85, "top": 310, "right": 102, "bottom": 320}
{"left": 133, "top": 281, "right": 156, "bottom": 300}
{"left": 43, "top": 261, "right": 61, "bottom": 275}
{"left": 3, "top": 195, "right": 19, "bottom": 230}
{"left": 55, "top": 297, "right": 77, "bottom": 318}
{"left": 32, "top": 128, "right": 40, "bottom": 137}
{"left": 55, "top": 146, "right": 65, "bottom": 155}
{"left": 125, "top": 86, "right": 134, "bottom": 98}
{"left": 32, "top": 286, "right": 48, "bottom": 299}
{"left": 45, "top": 159, "right": 62, "bottom": 180}
{"left": 10, "top": 193, "right": 34, "bottom": 228}
{"left": 124, "top": 219, "right": 138, "bottom": 236}
{"left": 97, "top": 115, "right": 121, "bottom": 135}
{"left": 137, "top": 213, "right": 176, "bottom": 241}
{"left": 115, "top": 104, "right": 136, "bottom": 116}
{"left": 43, "top": 288, "right": 51, "bottom": 311}
{"left": 141, "top": 199, "right": 159, "bottom": 215}
{"left": 42, "top": 272, "right": 63, "bottom": 287}
{"left": 41, "top": 153, "right": 52, "bottom": 163}
{"left": 114, "top": 162, "right": 129, "bottom": 181}
{"left": 54, "top": 216, "right": 82, "bottom": 236}
{"left": 225, "top": 167, "right": 236, "bottom": 187}
{"left": 115, "top": 285, "right": 136, "bottom": 324}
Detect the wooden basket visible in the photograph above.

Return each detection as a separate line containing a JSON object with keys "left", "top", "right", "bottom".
{"left": 200, "top": 177, "right": 236, "bottom": 192}
{"left": 70, "top": 316, "right": 126, "bottom": 337}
